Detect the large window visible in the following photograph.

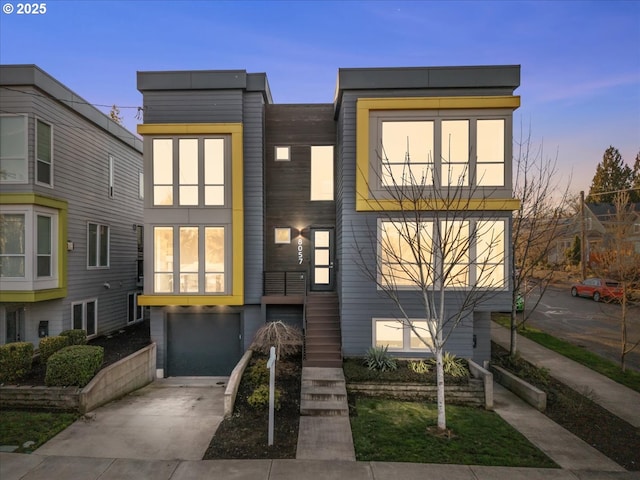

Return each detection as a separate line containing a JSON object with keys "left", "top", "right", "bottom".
{"left": 108, "top": 155, "right": 114, "bottom": 197}
{"left": 72, "top": 299, "right": 97, "bottom": 337}
{"left": 153, "top": 225, "right": 226, "bottom": 294}
{"left": 152, "top": 137, "right": 227, "bottom": 207}
{"left": 378, "top": 219, "right": 506, "bottom": 289}
{"left": 310, "top": 146, "right": 334, "bottom": 200}
{"left": 36, "top": 119, "right": 53, "bottom": 186}
{"left": 0, "top": 206, "right": 58, "bottom": 288}
{"left": 88, "top": 223, "right": 110, "bottom": 268}
{"left": 373, "top": 319, "right": 434, "bottom": 352}
{"left": 127, "top": 292, "right": 143, "bottom": 324}
{"left": 372, "top": 112, "right": 507, "bottom": 189}
{"left": 0, "top": 114, "right": 28, "bottom": 184}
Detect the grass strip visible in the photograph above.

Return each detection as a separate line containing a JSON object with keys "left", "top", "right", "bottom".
{"left": 0, "top": 410, "right": 78, "bottom": 453}
{"left": 350, "top": 398, "right": 558, "bottom": 467}
{"left": 493, "top": 314, "right": 640, "bottom": 392}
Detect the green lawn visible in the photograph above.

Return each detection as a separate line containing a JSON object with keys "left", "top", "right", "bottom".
{"left": 350, "top": 398, "right": 558, "bottom": 467}
{"left": 0, "top": 410, "right": 78, "bottom": 453}
{"left": 493, "top": 314, "right": 640, "bottom": 392}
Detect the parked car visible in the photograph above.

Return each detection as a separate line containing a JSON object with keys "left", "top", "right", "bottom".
{"left": 570, "top": 278, "right": 623, "bottom": 302}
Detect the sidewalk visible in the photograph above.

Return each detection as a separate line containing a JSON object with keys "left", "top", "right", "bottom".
{"left": 3, "top": 454, "right": 640, "bottom": 480}
{"left": 492, "top": 322, "right": 640, "bottom": 428}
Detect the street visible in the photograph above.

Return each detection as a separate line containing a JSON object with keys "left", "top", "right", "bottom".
{"left": 521, "top": 286, "right": 640, "bottom": 372}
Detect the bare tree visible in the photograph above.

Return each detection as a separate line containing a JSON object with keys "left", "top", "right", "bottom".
{"left": 589, "top": 191, "right": 640, "bottom": 371}
{"left": 509, "top": 127, "right": 572, "bottom": 355}
{"left": 353, "top": 150, "right": 508, "bottom": 432}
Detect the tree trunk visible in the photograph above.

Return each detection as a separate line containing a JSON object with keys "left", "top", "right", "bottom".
{"left": 510, "top": 309, "right": 518, "bottom": 356}
{"left": 435, "top": 348, "right": 446, "bottom": 431}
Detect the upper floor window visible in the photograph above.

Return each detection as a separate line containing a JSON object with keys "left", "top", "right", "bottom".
{"left": 0, "top": 114, "right": 28, "bottom": 184}
{"left": 88, "top": 222, "right": 110, "bottom": 268}
{"left": 153, "top": 225, "right": 226, "bottom": 294}
{"left": 372, "top": 112, "right": 508, "bottom": 190}
{"left": 36, "top": 119, "right": 53, "bottom": 186}
{"left": 152, "top": 136, "right": 227, "bottom": 207}
{"left": 310, "top": 146, "right": 334, "bottom": 201}
{"left": 0, "top": 205, "right": 58, "bottom": 288}
{"left": 275, "top": 146, "right": 290, "bottom": 161}
{"left": 378, "top": 218, "right": 506, "bottom": 289}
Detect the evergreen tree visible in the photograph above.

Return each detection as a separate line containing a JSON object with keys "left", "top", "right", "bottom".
{"left": 586, "top": 146, "right": 633, "bottom": 203}
{"left": 631, "top": 151, "right": 640, "bottom": 203}
{"left": 566, "top": 235, "right": 581, "bottom": 266}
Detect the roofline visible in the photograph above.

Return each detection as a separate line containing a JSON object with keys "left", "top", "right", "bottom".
{"left": 0, "top": 64, "right": 142, "bottom": 153}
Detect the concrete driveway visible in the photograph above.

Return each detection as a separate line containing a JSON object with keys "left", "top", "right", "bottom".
{"left": 34, "top": 377, "right": 228, "bottom": 461}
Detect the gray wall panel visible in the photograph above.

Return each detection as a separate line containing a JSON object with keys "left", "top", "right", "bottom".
{"left": 142, "top": 90, "right": 244, "bottom": 124}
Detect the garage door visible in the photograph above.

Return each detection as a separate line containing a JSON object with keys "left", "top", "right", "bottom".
{"left": 167, "top": 313, "right": 241, "bottom": 376}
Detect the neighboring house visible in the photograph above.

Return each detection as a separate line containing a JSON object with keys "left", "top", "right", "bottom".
{"left": 136, "top": 65, "right": 520, "bottom": 377}
{"left": 551, "top": 203, "right": 640, "bottom": 266}
{"left": 0, "top": 65, "right": 144, "bottom": 346}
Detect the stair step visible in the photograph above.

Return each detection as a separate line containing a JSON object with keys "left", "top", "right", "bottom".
{"left": 300, "top": 399, "right": 349, "bottom": 416}
{"left": 303, "top": 359, "right": 344, "bottom": 368}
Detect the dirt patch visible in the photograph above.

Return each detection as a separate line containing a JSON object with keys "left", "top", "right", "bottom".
{"left": 9, "top": 320, "right": 151, "bottom": 387}
{"left": 492, "top": 343, "right": 640, "bottom": 470}
{"left": 203, "top": 353, "right": 301, "bottom": 459}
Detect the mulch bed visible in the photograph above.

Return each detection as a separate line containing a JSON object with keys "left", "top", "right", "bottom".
{"left": 492, "top": 343, "right": 640, "bottom": 471}
{"left": 203, "top": 353, "right": 302, "bottom": 459}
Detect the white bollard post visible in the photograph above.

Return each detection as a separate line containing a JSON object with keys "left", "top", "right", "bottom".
{"left": 267, "top": 346, "right": 276, "bottom": 446}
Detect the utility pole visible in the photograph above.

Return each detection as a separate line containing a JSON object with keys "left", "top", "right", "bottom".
{"left": 580, "top": 190, "right": 586, "bottom": 280}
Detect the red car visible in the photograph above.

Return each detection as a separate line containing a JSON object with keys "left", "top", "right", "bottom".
{"left": 570, "top": 278, "right": 623, "bottom": 302}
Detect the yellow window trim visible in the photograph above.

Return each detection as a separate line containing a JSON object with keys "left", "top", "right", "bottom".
{"left": 356, "top": 96, "right": 521, "bottom": 212}
{"left": 137, "top": 294, "right": 244, "bottom": 306}
{"left": 0, "top": 193, "right": 68, "bottom": 302}
{"left": 137, "top": 123, "right": 244, "bottom": 306}
{"left": 356, "top": 197, "right": 521, "bottom": 212}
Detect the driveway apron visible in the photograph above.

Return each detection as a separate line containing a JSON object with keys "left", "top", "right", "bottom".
{"left": 34, "top": 377, "right": 228, "bottom": 461}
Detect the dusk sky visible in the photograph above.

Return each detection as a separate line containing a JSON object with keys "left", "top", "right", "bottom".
{"left": 1, "top": 0, "right": 638, "bottom": 196}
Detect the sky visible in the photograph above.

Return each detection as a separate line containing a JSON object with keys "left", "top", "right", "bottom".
{"left": 1, "top": 0, "right": 638, "bottom": 196}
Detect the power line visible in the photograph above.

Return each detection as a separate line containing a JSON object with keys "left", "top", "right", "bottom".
{"left": 1, "top": 86, "right": 142, "bottom": 110}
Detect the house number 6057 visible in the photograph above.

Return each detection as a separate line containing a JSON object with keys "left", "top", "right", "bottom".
{"left": 297, "top": 238, "right": 303, "bottom": 265}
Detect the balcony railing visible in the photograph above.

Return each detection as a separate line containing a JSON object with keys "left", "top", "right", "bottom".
{"left": 263, "top": 271, "right": 307, "bottom": 296}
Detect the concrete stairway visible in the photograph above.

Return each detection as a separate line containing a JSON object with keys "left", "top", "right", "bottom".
{"left": 304, "top": 292, "right": 342, "bottom": 368}
{"left": 300, "top": 367, "right": 348, "bottom": 416}
{"left": 297, "top": 366, "right": 355, "bottom": 461}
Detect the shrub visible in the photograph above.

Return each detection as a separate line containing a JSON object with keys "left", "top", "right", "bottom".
{"left": 247, "top": 384, "right": 281, "bottom": 410}
{"left": 364, "top": 345, "right": 397, "bottom": 372}
{"left": 431, "top": 352, "right": 469, "bottom": 378}
{"left": 250, "top": 321, "right": 303, "bottom": 358}
{"left": 408, "top": 359, "right": 430, "bottom": 374}
{"left": 0, "top": 342, "right": 34, "bottom": 383}
{"left": 45, "top": 345, "right": 104, "bottom": 387}
{"left": 60, "top": 329, "right": 87, "bottom": 346}
{"left": 39, "top": 336, "right": 69, "bottom": 363}
{"left": 245, "top": 358, "right": 270, "bottom": 386}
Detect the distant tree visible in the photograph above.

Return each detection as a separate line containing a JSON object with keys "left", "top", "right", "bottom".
{"left": 586, "top": 146, "right": 633, "bottom": 203}
{"left": 109, "top": 105, "right": 123, "bottom": 125}
{"left": 631, "top": 152, "right": 640, "bottom": 203}
{"left": 566, "top": 235, "right": 581, "bottom": 266}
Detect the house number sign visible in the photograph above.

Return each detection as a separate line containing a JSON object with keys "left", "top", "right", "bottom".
{"left": 297, "top": 238, "right": 303, "bottom": 265}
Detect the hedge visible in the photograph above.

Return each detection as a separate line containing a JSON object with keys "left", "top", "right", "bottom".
{"left": 0, "top": 342, "right": 34, "bottom": 383}
{"left": 39, "top": 336, "right": 69, "bottom": 363}
{"left": 60, "top": 329, "right": 87, "bottom": 346}
{"left": 45, "top": 345, "right": 104, "bottom": 387}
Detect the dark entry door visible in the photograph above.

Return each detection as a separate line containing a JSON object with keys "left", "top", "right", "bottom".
{"left": 311, "top": 227, "right": 334, "bottom": 291}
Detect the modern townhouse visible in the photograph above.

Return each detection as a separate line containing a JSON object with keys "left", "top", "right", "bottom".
{"left": 136, "top": 65, "right": 521, "bottom": 377}
{"left": 0, "top": 65, "right": 144, "bottom": 346}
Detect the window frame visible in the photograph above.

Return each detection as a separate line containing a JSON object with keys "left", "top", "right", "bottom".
{"left": 71, "top": 298, "right": 98, "bottom": 338}
{"left": 274, "top": 227, "right": 291, "bottom": 244}
{"left": 127, "top": 292, "right": 143, "bottom": 324}
{"left": 274, "top": 146, "right": 290, "bottom": 162}
{"left": 151, "top": 135, "right": 229, "bottom": 207}
{"left": 0, "top": 205, "right": 59, "bottom": 289}
{"left": 35, "top": 118, "right": 53, "bottom": 187}
{"left": 310, "top": 145, "right": 334, "bottom": 201}
{"left": 0, "top": 113, "right": 28, "bottom": 184}
{"left": 372, "top": 318, "right": 435, "bottom": 353}
{"left": 108, "top": 154, "right": 114, "bottom": 198}
{"left": 87, "top": 222, "right": 110, "bottom": 269}
{"left": 377, "top": 217, "right": 507, "bottom": 290}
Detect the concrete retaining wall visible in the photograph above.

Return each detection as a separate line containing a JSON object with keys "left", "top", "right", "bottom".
{"left": 0, "top": 343, "right": 156, "bottom": 413}
{"left": 224, "top": 349, "right": 253, "bottom": 417}
{"left": 491, "top": 364, "right": 547, "bottom": 411}
{"left": 468, "top": 359, "right": 493, "bottom": 410}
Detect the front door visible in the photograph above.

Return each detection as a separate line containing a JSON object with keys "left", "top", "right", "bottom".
{"left": 311, "top": 227, "right": 334, "bottom": 291}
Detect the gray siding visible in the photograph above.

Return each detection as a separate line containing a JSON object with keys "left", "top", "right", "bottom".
{"left": 142, "top": 90, "right": 244, "bottom": 124}
{"left": 0, "top": 73, "right": 143, "bottom": 345}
